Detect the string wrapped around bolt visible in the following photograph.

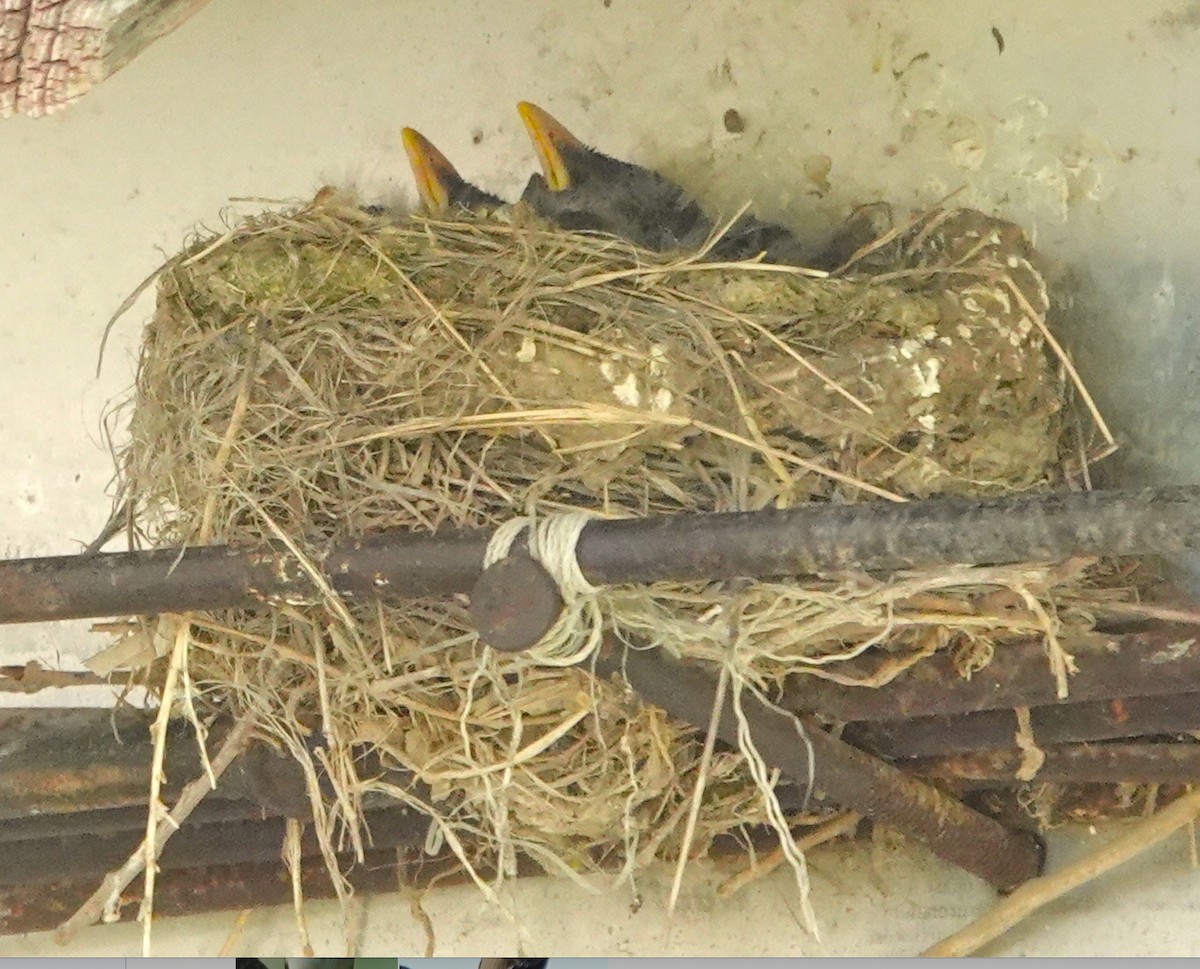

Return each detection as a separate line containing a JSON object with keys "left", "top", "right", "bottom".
{"left": 479, "top": 510, "right": 607, "bottom": 666}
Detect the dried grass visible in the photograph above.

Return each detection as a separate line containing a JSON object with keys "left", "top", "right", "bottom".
{"left": 99, "top": 192, "right": 1133, "bottom": 926}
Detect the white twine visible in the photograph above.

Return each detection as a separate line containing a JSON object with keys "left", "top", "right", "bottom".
{"left": 481, "top": 510, "right": 605, "bottom": 666}
{"left": 727, "top": 650, "right": 820, "bottom": 939}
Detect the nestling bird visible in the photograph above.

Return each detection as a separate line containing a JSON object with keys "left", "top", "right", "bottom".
{"left": 516, "top": 101, "right": 854, "bottom": 267}
{"left": 401, "top": 104, "right": 878, "bottom": 271}
{"left": 401, "top": 126, "right": 505, "bottom": 214}
{"left": 401, "top": 113, "right": 710, "bottom": 252}
{"left": 516, "top": 100, "right": 714, "bottom": 252}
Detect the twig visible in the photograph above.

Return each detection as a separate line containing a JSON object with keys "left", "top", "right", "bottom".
{"left": 217, "top": 909, "right": 253, "bottom": 957}
{"left": 54, "top": 713, "right": 255, "bottom": 945}
{"left": 83, "top": 499, "right": 131, "bottom": 556}
{"left": 921, "top": 787, "right": 1200, "bottom": 957}
{"left": 96, "top": 259, "right": 177, "bottom": 377}
{"left": 668, "top": 662, "right": 728, "bottom": 914}
{"left": 397, "top": 860, "right": 438, "bottom": 959}
{"left": 717, "top": 811, "right": 861, "bottom": 897}
{"left": 1002, "top": 276, "right": 1114, "bottom": 447}
{"left": 283, "top": 818, "right": 314, "bottom": 956}
{"left": 138, "top": 618, "right": 194, "bottom": 955}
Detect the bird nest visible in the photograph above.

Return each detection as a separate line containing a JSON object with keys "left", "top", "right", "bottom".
{"left": 101, "top": 192, "right": 1121, "bottom": 921}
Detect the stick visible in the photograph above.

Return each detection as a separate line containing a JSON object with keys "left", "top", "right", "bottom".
{"left": 717, "top": 811, "right": 862, "bottom": 897}
{"left": 668, "top": 662, "right": 729, "bottom": 913}
{"left": 921, "top": 787, "right": 1200, "bottom": 957}
{"left": 53, "top": 714, "right": 255, "bottom": 945}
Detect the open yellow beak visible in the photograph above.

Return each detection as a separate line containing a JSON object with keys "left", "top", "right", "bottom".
{"left": 401, "top": 127, "right": 460, "bottom": 212}
{"left": 516, "top": 101, "right": 582, "bottom": 192}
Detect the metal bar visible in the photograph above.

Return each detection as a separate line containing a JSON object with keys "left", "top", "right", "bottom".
{"left": 0, "top": 708, "right": 301, "bottom": 819}
{"left": 781, "top": 625, "right": 1200, "bottom": 722}
{"left": 0, "top": 708, "right": 430, "bottom": 822}
{"left": 911, "top": 743, "right": 1200, "bottom": 785}
{"left": 843, "top": 691, "right": 1200, "bottom": 760}
{"left": 593, "top": 640, "right": 1045, "bottom": 892}
{"left": 960, "top": 783, "right": 1190, "bottom": 833}
{"left": 3, "top": 487, "right": 1199, "bottom": 624}
{"left": 0, "top": 707, "right": 818, "bottom": 832}
{"left": 0, "top": 848, "right": 452, "bottom": 937}
{"left": 0, "top": 813, "right": 789, "bottom": 936}
{"left": 0, "top": 708, "right": 195, "bottom": 819}
{"left": 0, "top": 799, "right": 276, "bottom": 845}
{"left": 0, "top": 804, "right": 431, "bottom": 889}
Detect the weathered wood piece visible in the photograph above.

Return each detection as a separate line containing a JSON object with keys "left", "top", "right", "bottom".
{"left": 1, "top": 0, "right": 208, "bottom": 118}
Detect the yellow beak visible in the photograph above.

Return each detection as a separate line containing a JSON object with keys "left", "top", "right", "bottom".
{"left": 401, "top": 127, "right": 460, "bottom": 212}
{"left": 516, "top": 101, "right": 583, "bottom": 192}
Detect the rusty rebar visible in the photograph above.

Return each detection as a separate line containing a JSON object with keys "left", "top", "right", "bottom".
{"left": 0, "top": 803, "right": 431, "bottom": 889}
{"left": 843, "top": 691, "right": 1200, "bottom": 760}
{"left": 592, "top": 640, "right": 1045, "bottom": 892}
{"left": 0, "top": 708, "right": 428, "bottom": 822}
{"left": 782, "top": 626, "right": 1200, "bottom": 722}
{"left": 912, "top": 743, "right": 1200, "bottom": 785}
{"left": 3, "top": 486, "right": 1200, "bottom": 624}
{"left": 0, "top": 844, "right": 459, "bottom": 937}
{"left": 0, "top": 817, "right": 786, "bottom": 938}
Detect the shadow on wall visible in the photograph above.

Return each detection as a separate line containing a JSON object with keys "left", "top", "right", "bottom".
{"left": 1053, "top": 255, "right": 1200, "bottom": 591}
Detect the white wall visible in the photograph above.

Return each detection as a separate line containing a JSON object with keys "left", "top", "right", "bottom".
{"left": 2, "top": 0, "right": 1198, "bottom": 955}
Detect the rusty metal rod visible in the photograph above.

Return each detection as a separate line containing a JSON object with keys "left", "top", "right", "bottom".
{"left": 0, "top": 708, "right": 299, "bottom": 819}
{"left": 0, "top": 707, "right": 429, "bottom": 821}
{"left": 781, "top": 625, "right": 1200, "bottom": 722}
{"left": 0, "top": 847, "right": 461, "bottom": 937}
{"left": 0, "top": 819, "right": 787, "bottom": 937}
{"left": 843, "top": 691, "right": 1200, "bottom": 760}
{"left": 0, "top": 706, "right": 817, "bottom": 830}
{"left": 0, "top": 799, "right": 274, "bottom": 845}
{"left": 593, "top": 640, "right": 1046, "bottom": 892}
{"left": 0, "top": 803, "right": 432, "bottom": 889}
{"left": 3, "top": 486, "right": 1200, "bottom": 624}
{"left": 911, "top": 743, "right": 1200, "bottom": 785}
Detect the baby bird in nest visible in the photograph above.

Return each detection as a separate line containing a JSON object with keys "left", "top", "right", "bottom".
{"left": 401, "top": 126, "right": 505, "bottom": 214}
{"left": 515, "top": 100, "right": 714, "bottom": 253}
{"left": 401, "top": 102, "right": 879, "bottom": 270}
{"left": 401, "top": 104, "right": 719, "bottom": 246}
{"left": 516, "top": 101, "right": 871, "bottom": 269}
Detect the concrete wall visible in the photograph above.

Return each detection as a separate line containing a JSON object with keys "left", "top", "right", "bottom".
{"left": 2, "top": 0, "right": 1199, "bottom": 956}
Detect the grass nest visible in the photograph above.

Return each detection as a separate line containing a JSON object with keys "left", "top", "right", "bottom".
{"left": 100, "top": 191, "right": 1131, "bottom": 922}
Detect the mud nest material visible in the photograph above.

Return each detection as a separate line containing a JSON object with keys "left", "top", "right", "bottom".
{"left": 109, "top": 195, "right": 1115, "bottom": 899}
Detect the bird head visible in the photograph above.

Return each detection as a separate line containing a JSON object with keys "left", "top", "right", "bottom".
{"left": 516, "top": 101, "right": 612, "bottom": 193}
{"left": 516, "top": 101, "right": 712, "bottom": 251}
{"left": 401, "top": 127, "right": 503, "bottom": 214}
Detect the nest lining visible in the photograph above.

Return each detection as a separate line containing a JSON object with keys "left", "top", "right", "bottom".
{"left": 105, "top": 193, "right": 1128, "bottom": 909}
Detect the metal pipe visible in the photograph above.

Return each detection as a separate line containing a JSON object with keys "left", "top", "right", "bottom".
{"left": 0, "top": 804, "right": 432, "bottom": 889}
{"left": 592, "top": 640, "right": 1046, "bottom": 892}
{"left": 0, "top": 844, "right": 457, "bottom": 937}
{"left": 3, "top": 486, "right": 1199, "bottom": 625}
{"left": 0, "top": 708, "right": 427, "bottom": 821}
